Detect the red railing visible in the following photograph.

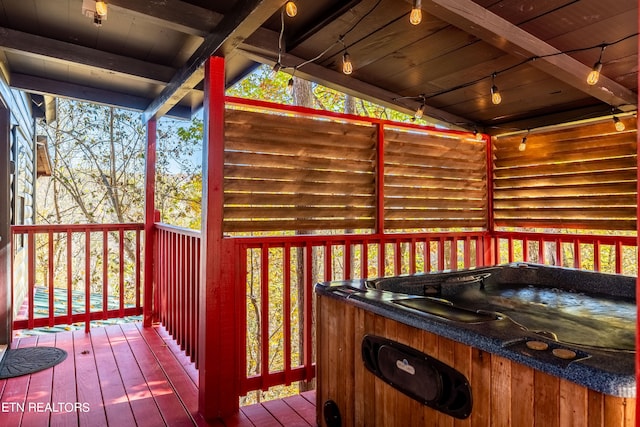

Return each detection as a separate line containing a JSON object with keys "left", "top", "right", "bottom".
{"left": 154, "top": 223, "right": 201, "bottom": 366}
{"left": 494, "top": 231, "right": 638, "bottom": 275}
{"left": 232, "top": 231, "right": 488, "bottom": 395}
{"left": 11, "top": 223, "right": 144, "bottom": 332}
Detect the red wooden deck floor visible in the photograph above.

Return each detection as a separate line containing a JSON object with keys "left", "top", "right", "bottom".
{"left": 0, "top": 323, "right": 317, "bottom": 426}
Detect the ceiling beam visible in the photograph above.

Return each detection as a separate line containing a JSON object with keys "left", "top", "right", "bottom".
{"left": 420, "top": 0, "right": 637, "bottom": 110}
{"left": 0, "top": 27, "right": 174, "bottom": 85}
{"left": 142, "top": 0, "right": 287, "bottom": 122}
{"left": 11, "top": 73, "right": 192, "bottom": 120}
{"left": 108, "top": 0, "right": 222, "bottom": 37}
{"left": 240, "top": 28, "right": 470, "bottom": 129}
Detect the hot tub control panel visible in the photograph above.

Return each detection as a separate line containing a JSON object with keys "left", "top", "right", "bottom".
{"left": 361, "top": 335, "right": 473, "bottom": 419}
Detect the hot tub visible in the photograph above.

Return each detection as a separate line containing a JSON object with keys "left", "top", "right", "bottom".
{"left": 315, "top": 263, "right": 636, "bottom": 427}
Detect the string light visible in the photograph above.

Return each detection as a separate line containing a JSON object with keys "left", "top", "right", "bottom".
{"left": 287, "top": 77, "right": 294, "bottom": 95}
{"left": 285, "top": 1, "right": 297, "bottom": 18}
{"left": 410, "top": 0, "right": 422, "bottom": 25}
{"left": 490, "top": 73, "right": 502, "bottom": 105}
{"left": 95, "top": 0, "right": 107, "bottom": 17}
{"left": 342, "top": 51, "right": 353, "bottom": 75}
{"left": 415, "top": 102, "right": 425, "bottom": 119}
{"left": 473, "top": 129, "right": 484, "bottom": 141}
{"left": 587, "top": 46, "right": 605, "bottom": 86}
{"left": 613, "top": 116, "right": 625, "bottom": 132}
{"left": 518, "top": 136, "right": 527, "bottom": 152}
{"left": 270, "top": 62, "right": 282, "bottom": 78}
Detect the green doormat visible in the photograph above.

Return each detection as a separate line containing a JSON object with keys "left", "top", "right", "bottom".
{"left": 0, "top": 347, "right": 67, "bottom": 379}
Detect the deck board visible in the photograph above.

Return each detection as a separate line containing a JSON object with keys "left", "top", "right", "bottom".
{"left": 0, "top": 323, "right": 317, "bottom": 427}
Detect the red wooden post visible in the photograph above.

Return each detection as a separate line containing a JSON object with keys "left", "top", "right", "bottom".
{"left": 143, "top": 119, "right": 157, "bottom": 327}
{"left": 199, "top": 55, "right": 239, "bottom": 419}
{"left": 375, "top": 123, "right": 385, "bottom": 234}
{"left": 483, "top": 133, "right": 494, "bottom": 266}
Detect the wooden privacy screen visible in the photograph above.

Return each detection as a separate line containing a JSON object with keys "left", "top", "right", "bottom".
{"left": 493, "top": 116, "right": 637, "bottom": 231}
{"left": 384, "top": 126, "right": 488, "bottom": 231}
{"left": 223, "top": 108, "right": 489, "bottom": 233}
{"left": 224, "top": 109, "right": 377, "bottom": 232}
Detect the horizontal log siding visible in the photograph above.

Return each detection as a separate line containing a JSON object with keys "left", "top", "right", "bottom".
{"left": 224, "top": 109, "right": 377, "bottom": 233}
{"left": 383, "top": 127, "right": 488, "bottom": 230}
{"left": 493, "top": 117, "right": 637, "bottom": 231}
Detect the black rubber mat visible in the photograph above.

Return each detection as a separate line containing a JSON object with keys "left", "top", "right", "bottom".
{"left": 0, "top": 347, "right": 67, "bottom": 379}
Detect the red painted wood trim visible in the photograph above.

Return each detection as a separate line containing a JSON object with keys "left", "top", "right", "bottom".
{"left": 85, "top": 230, "right": 91, "bottom": 333}
{"left": 199, "top": 56, "right": 238, "bottom": 419}
{"left": 143, "top": 119, "right": 157, "bottom": 327}
{"left": 27, "top": 231, "right": 34, "bottom": 329}
{"left": 102, "top": 230, "right": 109, "bottom": 320}
{"left": 47, "top": 232, "right": 54, "bottom": 327}
{"left": 636, "top": 24, "right": 639, "bottom": 415}
{"left": 376, "top": 123, "right": 385, "bottom": 234}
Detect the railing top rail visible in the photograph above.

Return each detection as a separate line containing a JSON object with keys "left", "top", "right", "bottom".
{"left": 225, "top": 96, "right": 480, "bottom": 140}
{"left": 11, "top": 223, "right": 145, "bottom": 233}
{"left": 494, "top": 231, "right": 637, "bottom": 246}
{"left": 155, "top": 222, "right": 201, "bottom": 238}
{"left": 227, "top": 231, "right": 489, "bottom": 248}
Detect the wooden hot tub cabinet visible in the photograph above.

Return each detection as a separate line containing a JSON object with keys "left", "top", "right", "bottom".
{"left": 316, "top": 294, "right": 636, "bottom": 427}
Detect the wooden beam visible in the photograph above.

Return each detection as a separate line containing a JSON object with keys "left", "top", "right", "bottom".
{"left": 142, "top": 0, "right": 287, "bottom": 122}
{"left": 0, "top": 27, "right": 174, "bottom": 85}
{"left": 108, "top": 0, "right": 222, "bottom": 37}
{"left": 240, "top": 28, "right": 471, "bottom": 129}
{"left": 10, "top": 73, "right": 193, "bottom": 120}
{"left": 199, "top": 56, "right": 238, "bottom": 419}
{"left": 0, "top": 104, "right": 10, "bottom": 348}
{"left": 420, "top": 0, "right": 637, "bottom": 110}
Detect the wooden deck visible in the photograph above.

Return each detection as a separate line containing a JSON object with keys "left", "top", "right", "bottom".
{"left": 0, "top": 323, "right": 317, "bottom": 426}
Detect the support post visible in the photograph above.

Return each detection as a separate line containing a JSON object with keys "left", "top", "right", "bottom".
{"left": 0, "top": 104, "right": 11, "bottom": 349}
{"left": 375, "top": 123, "right": 385, "bottom": 235}
{"left": 635, "top": 13, "right": 639, "bottom": 417}
{"left": 199, "top": 56, "right": 238, "bottom": 420}
{"left": 143, "top": 119, "right": 157, "bottom": 326}
{"left": 483, "top": 133, "right": 494, "bottom": 266}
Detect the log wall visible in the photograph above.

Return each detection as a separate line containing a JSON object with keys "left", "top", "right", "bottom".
{"left": 316, "top": 295, "right": 636, "bottom": 427}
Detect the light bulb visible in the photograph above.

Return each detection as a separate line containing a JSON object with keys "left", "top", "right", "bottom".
{"left": 285, "top": 1, "right": 297, "bottom": 18}
{"left": 410, "top": 0, "right": 422, "bottom": 25}
{"left": 587, "top": 62, "right": 602, "bottom": 86}
{"left": 518, "top": 137, "right": 527, "bottom": 152}
{"left": 95, "top": 1, "right": 107, "bottom": 17}
{"left": 342, "top": 52, "right": 353, "bottom": 75}
{"left": 613, "top": 116, "right": 625, "bottom": 132}
{"left": 491, "top": 85, "right": 501, "bottom": 105}
{"left": 415, "top": 103, "right": 425, "bottom": 119}
{"left": 287, "top": 77, "right": 294, "bottom": 95}
{"left": 474, "top": 131, "right": 483, "bottom": 141}
{"left": 270, "top": 62, "right": 281, "bottom": 78}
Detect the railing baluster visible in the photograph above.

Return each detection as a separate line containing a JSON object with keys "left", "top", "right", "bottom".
{"left": 48, "top": 231, "right": 54, "bottom": 327}
{"left": 85, "top": 229, "right": 91, "bottom": 333}
{"left": 102, "top": 230, "right": 108, "bottom": 320}
{"left": 283, "top": 243, "right": 292, "bottom": 385}
{"left": 66, "top": 230, "right": 72, "bottom": 326}
{"left": 119, "top": 227, "right": 125, "bottom": 319}
{"left": 27, "top": 230, "right": 35, "bottom": 330}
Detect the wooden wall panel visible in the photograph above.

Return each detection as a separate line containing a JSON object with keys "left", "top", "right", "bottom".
{"left": 316, "top": 295, "right": 636, "bottom": 427}
{"left": 384, "top": 127, "right": 488, "bottom": 232}
{"left": 224, "top": 109, "right": 377, "bottom": 233}
{"left": 493, "top": 117, "right": 637, "bottom": 231}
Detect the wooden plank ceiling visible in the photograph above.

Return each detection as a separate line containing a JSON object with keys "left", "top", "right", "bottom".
{"left": 0, "top": 0, "right": 635, "bottom": 133}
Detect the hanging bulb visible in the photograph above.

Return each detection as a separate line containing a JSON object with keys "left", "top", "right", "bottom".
{"left": 270, "top": 62, "right": 282, "bottom": 78}
{"left": 490, "top": 73, "right": 501, "bottom": 105}
{"left": 287, "top": 77, "right": 294, "bottom": 95}
{"left": 285, "top": 1, "right": 297, "bottom": 18}
{"left": 410, "top": 0, "right": 422, "bottom": 25}
{"left": 587, "top": 46, "right": 605, "bottom": 86}
{"left": 95, "top": 0, "right": 107, "bottom": 17}
{"left": 587, "top": 61, "right": 602, "bottom": 86}
{"left": 474, "top": 130, "right": 484, "bottom": 141}
{"left": 415, "top": 103, "right": 425, "bottom": 119}
{"left": 613, "top": 116, "right": 625, "bottom": 132}
{"left": 342, "top": 52, "right": 353, "bottom": 75}
{"left": 518, "top": 136, "right": 527, "bottom": 152}
{"left": 491, "top": 85, "right": 502, "bottom": 105}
